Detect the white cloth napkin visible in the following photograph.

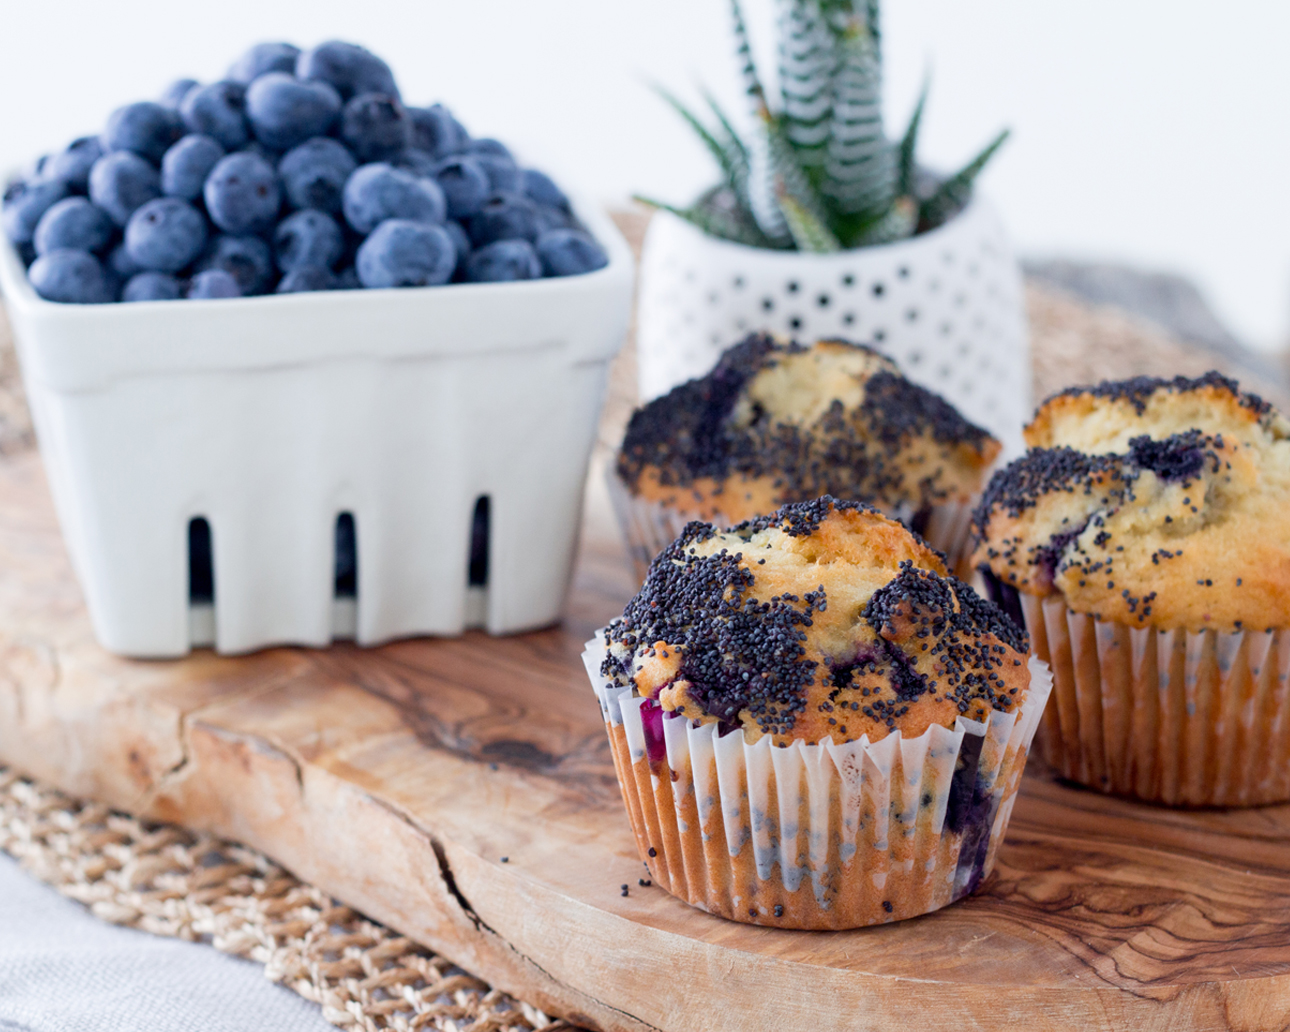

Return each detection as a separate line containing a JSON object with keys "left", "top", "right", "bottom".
{"left": 0, "top": 853, "right": 333, "bottom": 1032}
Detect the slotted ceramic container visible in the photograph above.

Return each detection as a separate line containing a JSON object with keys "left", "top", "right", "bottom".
{"left": 636, "top": 199, "right": 1030, "bottom": 457}
{"left": 0, "top": 201, "right": 633, "bottom": 658}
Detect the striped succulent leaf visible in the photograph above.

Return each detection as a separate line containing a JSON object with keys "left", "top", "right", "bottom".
{"left": 647, "top": 0, "right": 1008, "bottom": 250}
{"left": 764, "top": 110, "right": 839, "bottom": 251}
{"left": 777, "top": 189, "right": 841, "bottom": 252}
{"left": 777, "top": 0, "right": 837, "bottom": 165}
{"left": 730, "top": 0, "right": 794, "bottom": 246}
{"left": 820, "top": 14, "right": 893, "bottom": 220}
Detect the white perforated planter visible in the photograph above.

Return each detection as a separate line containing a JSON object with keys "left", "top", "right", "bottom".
{"left": 636, "top": 200, "right": 1030, "bottom": 456}
{"left": 0, "top": 203, "right": 633, "bottom": 658}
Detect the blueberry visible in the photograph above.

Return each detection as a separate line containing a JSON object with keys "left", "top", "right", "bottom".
{"left": 278, "top": 137, "right": 356, "bottom": 214}
{"left": 245, "top": 72, "right": 342, "bottom": 152}
{"left": 465, "top": 239, "right": 541, "bottom": 282}
{"left": 522, "top": 168, "right": 569, "bottom": 211}
{"left": 88, "top": 152, "right": 161, "bottom": 227}
{"left": 103, "top": 101, "right": 183, "bottom": 163}
{"left": 28, "top": 249, "right": 114, "bottom": 303}
{"left": 342, "top": 163, "right": 445, "bottom": 234}
{"left": 474, "top": 153, "right": 522, "bottom": 193}
{"left": 467, "top": 192, "right": 538, "bottom": 246}
{"left": 186, "top": 268, "right": 241, "bottom": 299}
{"left": 392, "top": 149, "right": 437, "bottom": 178}
{"left": 197, "top": 234, "right": 275, "bottom": 295}
{"left": 533, "top": 203, "right": 574, "bottom": 233}
{"left": 122, "top": 271, "right": 182, "bottom": 302}
{"left": 33, "top": 197, "right": 115, "bottom": 255}
{"left": 296, "top": 41, "right": 398, "bottom": 101}
{"left": 444, "top": 219, "right": 471, "bottom": 279}
{"left": 161, "top": 135, "right": 225, "bottom": 201}
{"left": 334, "top": 264, "right": 361, "bottom": 289}
{"left": 179, "top": 82, "right": 249, "bottom": 151}
{"left": 274, "top": 209, "right": 343, "bottom": 272}
{"left": 44, "top": 137, "right": 105, "bottom": 194}
{"left": 408, "top": 104, "right": 467, "bottom": 158}
{"left": 3, "top": 178, "right": 68, "bottom": 244}
{"left": 160, "top": 78, "right": 200, "bottom": 110}
{"left": 125, "top": 198, "right": 207, "bottom": 273}
{"left": 433, "top": 157, "right": 490, "bottom": 220}
{"left": 467, "top": 138, "right": 513, "bottom": 162}
{"left": 355, "top": 219, "right": 455, "bottom": 288}
{"left": 204, "top": 152, "right": 281, "bottom": 234}
{"left": 21, "top": 156, "right": 51, "bottom": 183}
{"left": 276, "top": 266, "right": 336, "bottom": 293}
{"left": 536, "top": 228, "right": 608, "bottom": 277}
{"left": 340, "top": 92, "right": 410, "bottom": 163}
{"left": 106, "top": 241, "right": 144, "bottom": 282}
{"left": 227, "top": 42, "right": 301, "bottom": 85}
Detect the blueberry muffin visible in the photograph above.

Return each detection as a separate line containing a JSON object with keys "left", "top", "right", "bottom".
{"left": 584, "top": 497, "right": 1052, "bottom": 929}
{"left": 611, "top": 334, "right": 1001, "bottom": 579}
{"left": 972, "top": 372, "right": 1290, "bottom": 805}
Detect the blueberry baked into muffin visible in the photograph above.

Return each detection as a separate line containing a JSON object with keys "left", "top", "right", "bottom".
{"left": 611, "top": 334, "right": 1001, "bottom": 579}
{"left": 584, "top": 497, "right": 1052, "bottom": 929}
{"left": 972, "top": 372, "right": 1290, "bottom": 806}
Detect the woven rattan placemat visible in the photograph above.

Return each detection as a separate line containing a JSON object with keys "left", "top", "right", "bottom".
{"left": 0, "top": 768, "right": 574, "bottom": 1032}
{"left": 1, "top": 209, "right": 1284, "bottom": 1031}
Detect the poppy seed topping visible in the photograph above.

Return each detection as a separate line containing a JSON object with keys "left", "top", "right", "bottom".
{"left": 602, "top": 498, "right": 1030, "bottom": 745}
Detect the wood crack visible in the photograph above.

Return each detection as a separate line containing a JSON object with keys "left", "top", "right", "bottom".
{"left": 430, "top": 834, "right": 492, "bottom": 935}
{"left": 134, "top": 675, "right": 308, "bottom": 814}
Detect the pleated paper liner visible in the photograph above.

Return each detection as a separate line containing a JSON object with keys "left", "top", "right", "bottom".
{"left": 606, "top": 470, "right": 979, "bottom": 583}
{"left": 986, "top": 575, "right": 1290, "bottom": 807}
{"left": 583, "top": 636, "right": 1054, "bottom": 929}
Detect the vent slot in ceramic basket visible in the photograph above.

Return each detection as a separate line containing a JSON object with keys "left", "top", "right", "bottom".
{"left": 0, "top": 200, "right": 633, "bottom": 657}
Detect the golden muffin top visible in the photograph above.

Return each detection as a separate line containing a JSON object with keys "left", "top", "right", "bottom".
{"left": 972, "top": 372, "right": 1290, "bottom": 632}
{"left": 616, "top": 334, "right": 1000, "bottom": 522}
{"left": 601, "top": 498, "right": 1030, "bottom": 746}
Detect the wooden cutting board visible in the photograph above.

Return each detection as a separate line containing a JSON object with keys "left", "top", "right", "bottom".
{"left": 1, "top": 446, "right": 1287, "bottom": 1032}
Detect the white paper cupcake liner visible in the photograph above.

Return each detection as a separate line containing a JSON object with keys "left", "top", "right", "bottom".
{"left": 607, "top": 469, "right": 979, "bottom": 583}
{"left": 584, "top": 635, "right": 1053, "bottom": 929}
{"left": 1001, "top": 586, "right": 1290, "bottom": 807}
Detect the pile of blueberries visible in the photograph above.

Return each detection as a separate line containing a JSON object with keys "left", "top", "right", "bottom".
{"left": 1, "top": 41, "right": 609, "bottom": 304}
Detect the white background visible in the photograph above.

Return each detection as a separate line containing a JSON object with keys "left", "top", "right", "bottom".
{"left": 3, "top": 0, "right": 1287, "bottom": 351}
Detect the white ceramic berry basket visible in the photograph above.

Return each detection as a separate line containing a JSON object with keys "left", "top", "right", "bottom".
{"left": 0, "top": 200, "right": 633, "bottom": 658}
{"left": 636, "top": 199, "right": 1030, "bottom": 457}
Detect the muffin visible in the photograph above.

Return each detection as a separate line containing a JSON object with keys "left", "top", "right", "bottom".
{"left": 972, "top": 371, "right": 1290, "bottom": 806}
{"left": 583, "top": 497, "right": 1052, "bottom": 929}
{"left": 612, "top": 334, "right": 1001, "bottom": 580}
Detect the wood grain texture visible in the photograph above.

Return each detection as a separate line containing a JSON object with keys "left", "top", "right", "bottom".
{"left": 2, "top": 446, "right": 1289, "bottom": 1032}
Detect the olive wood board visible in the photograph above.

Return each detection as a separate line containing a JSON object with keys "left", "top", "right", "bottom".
{"left": 1, "top": 447, "right": 1288, "bottom": 1032}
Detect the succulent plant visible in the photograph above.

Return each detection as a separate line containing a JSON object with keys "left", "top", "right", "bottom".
{"left": 637, "top": 0, "right": 1008, "bottom": 252}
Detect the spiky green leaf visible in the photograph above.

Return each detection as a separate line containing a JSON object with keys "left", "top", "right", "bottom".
{"left": 652, "top": 84, "right": 746, "bottom": 198}
{"left": 700, "top": 91, "right": 756, "bottom": 216}
{"left": 777, "top": 189, "right": 841, "bottom": 252}
{"left": 633, "top": 192, "right": 775, "bottom": 248}
{"left": 918, "top": 127, "right": 1010, "bottom": 230}
{"left": 850, "top": 195, "right": 916, "bottom": 246}
{"left": 897, "top": 77, "right": 928, "bottom": 197}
